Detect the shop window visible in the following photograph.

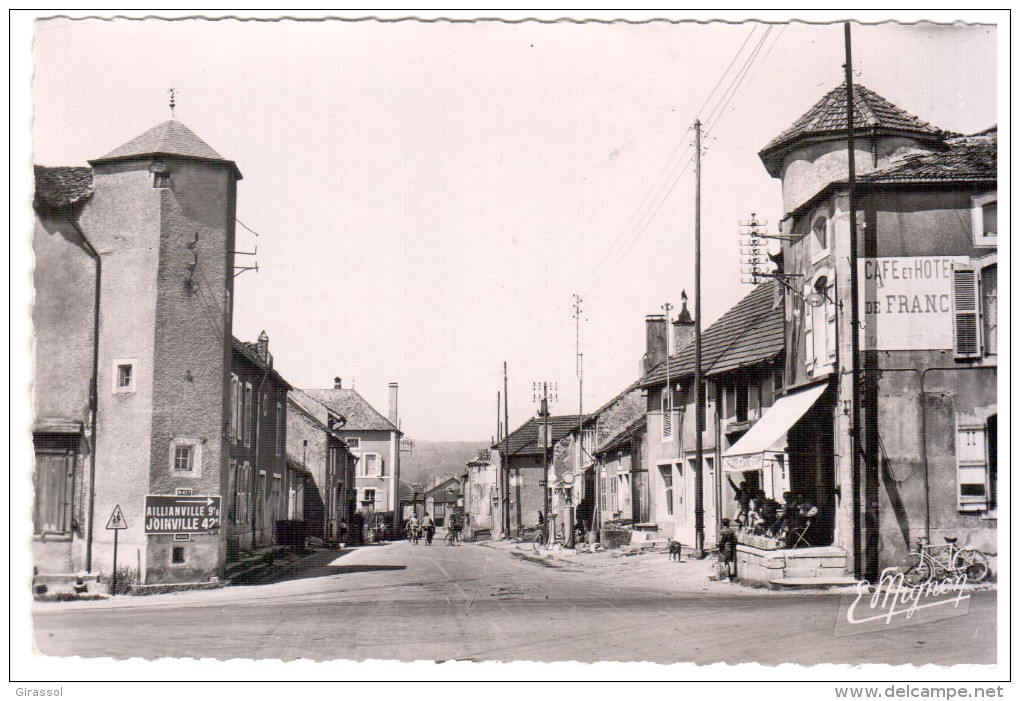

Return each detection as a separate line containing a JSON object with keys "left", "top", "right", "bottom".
{"left": 956, "top": 421, "right": 989, "bottom": 512}
{"left": 971, "top": 192, "right": 996, "bottom": 247}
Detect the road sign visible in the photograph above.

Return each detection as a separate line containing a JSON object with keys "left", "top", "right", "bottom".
{"left": 144, "top": 495, "right": 221, "bottom": 535}
{"left": 106, "top": 504, "right": 128, "bottom": 530}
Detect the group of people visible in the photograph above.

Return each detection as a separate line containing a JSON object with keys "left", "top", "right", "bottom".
{"left": 405, "top": 513, "right": 435, "bottom": 545}
{"left": 405, "top": 512, "right": 465, "bottom": 546}
{"left": 727, "top": 477, "right": 818, "bottom": 547}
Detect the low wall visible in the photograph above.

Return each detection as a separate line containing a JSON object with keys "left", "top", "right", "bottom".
{"left": 736, "top": 544, "right": 847, "bottom": 586}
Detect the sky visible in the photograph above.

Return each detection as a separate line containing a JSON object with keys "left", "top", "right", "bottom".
{"left": 28, "top": 13, "right": 998, "bottom": 442}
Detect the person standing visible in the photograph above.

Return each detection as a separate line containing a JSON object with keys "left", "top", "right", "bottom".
{"left": 718, "top": 518, "right": 738, "bottom": 582}
{"left": 421, "top": 512, "right": 435, "bottom": 546}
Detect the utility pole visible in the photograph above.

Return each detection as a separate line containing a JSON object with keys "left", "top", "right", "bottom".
{"left": 533, "top": 381, "right": 558, "bottom": 545}
{"left": 572, "top": 293, "right": 584, "bottom": 545}
{"left": 693, "top": 118, "right": 706, "bottom": 558}
{"left": 844, "top": 22, "right": 869, "bottom": 580}
{"left": 503, "top": 362, "right": 512, "bottom": 539}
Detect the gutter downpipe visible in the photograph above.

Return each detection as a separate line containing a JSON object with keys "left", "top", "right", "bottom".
{"left": 64, "top": 214, "right": 102, "bottom": 574}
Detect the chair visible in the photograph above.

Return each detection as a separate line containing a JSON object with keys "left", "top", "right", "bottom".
{"left": 788, "top": 519, "right": 812, "bottom": 548}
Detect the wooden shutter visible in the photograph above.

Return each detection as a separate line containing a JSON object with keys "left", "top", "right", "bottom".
{"left": 803, "top": 297, "right": 814, "bottom": 370}
{"left": 956, "top": 424, "right": 988, "bottom": 511}
{"left": 953, "top": 267, "right": 980, "bottom": 358}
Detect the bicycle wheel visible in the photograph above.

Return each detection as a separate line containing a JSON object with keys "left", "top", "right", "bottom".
{"left": 953, "top": 549, "right": 989, "bottom": 583}
{"left": 899, "top": 552, "right": 933, "bottom": 586}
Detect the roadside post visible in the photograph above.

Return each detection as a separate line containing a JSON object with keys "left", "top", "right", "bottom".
{"left": 105, "top": 505, "right": 128, "bottom": 595}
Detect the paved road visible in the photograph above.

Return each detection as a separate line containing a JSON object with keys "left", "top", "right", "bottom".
{"left": 33, "top": 540, "right": 996, "bottom": 664}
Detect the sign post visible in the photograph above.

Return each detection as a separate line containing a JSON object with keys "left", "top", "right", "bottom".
{"left": 105, "top": 505, "right": 128, "bottom": 595}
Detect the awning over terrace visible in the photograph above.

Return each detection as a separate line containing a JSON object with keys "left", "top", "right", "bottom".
{"left": 722, "top": 383, "right": 828, "bottom": 473}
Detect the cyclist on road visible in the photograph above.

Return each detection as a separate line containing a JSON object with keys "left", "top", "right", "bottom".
{"left": 421, "top": 512, "right": 435, "bottom": 546}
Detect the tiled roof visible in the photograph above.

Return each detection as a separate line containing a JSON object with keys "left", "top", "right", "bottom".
{"left": 855, "top": 129, "right": 996, "bottom": 185}
{"left": 494, "top": 414, "right": 587, "bottom": 457}
{"left": 90, "top": 119, "right": 242, "bottom": 179}
{"left": 595, "top": 414, "right": 647, "bottom": 456}
{"left": 303, "top": 388, "right": 400, "bottom": 433}
{"left": 399, "top": 481, "right": 422, "bottom": 502}
{"left": 34, "top": 166, "right": 93, "bottom": 210}
{"left": 231, "top": 337, "right": 292, "bottom": 390}
{"left": 760, "top": 83, "right": 943, "bottom": 166}
{"left": 641, "top": 280, "right": 784, "bottom": 387}
{"left": 425, "top": 477, "right": 461, "bottom": 502}
{"left": 96, "top": 120, "right": 225, "bottom": 161}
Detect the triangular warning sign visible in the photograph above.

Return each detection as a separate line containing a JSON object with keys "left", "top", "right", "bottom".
{"left": 106, "top": 504, "right": 128, "bottom": 530}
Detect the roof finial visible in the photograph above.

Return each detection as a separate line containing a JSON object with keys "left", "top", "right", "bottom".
{"left": 168, "top": 87, "right": 177, "bottom": 119}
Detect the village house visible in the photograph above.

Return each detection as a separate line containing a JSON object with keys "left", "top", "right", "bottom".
{"left": 546, "top": 383, "right": 645, "bottom": 545}
{"left": 226, "top": 334, "right": 291, "bottom": 558}
{"left": 305, "top": 379, "right": 403, "bottom": 541}
{"left": 592, "top": 414, "right": 647, "bottom": 529}
{"left": 462, "top": 450, "right": 499, "bottom": 540}
{"left": 424, "top": 476, "right": 464, "bottom": 527}
{"left": 285, "top": 388, "right": 358, "bottom": 545}
{"left": 750, "top": 82, "right": 997, "bottom": 580}
{"left": 641, "top": 285, "right": 786, "bottom": 550}
{"left": 32, "top": 119, "right": 241, "bottom": 590}
{"left": 491, "top": 414, "right": 585, "bottom": 537}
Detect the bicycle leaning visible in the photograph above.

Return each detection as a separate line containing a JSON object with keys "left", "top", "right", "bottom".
{"left": 898, "top": 535, "right": 989, "bottom": 586}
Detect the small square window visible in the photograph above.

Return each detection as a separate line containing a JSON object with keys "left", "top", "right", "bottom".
{"left": 347, "top": 437, "right": 360, "bottom": 450}
{"left": 172, "top": 546, "right": 185, "bottom": 564}
{"left": 174, "top": 445, "right": 194, "bottom": 472}
{"left": 112, "top": 359, "right": 137, "bottom": 394}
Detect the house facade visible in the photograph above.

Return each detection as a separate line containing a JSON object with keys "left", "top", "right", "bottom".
{"left": 226, "top": 335, "right": 291, "bottom": 557}
{"left": 424, "top": 476, "right": 463, "bottom": 527}
{"left": 463, "top": 450, "right": 499, "bottom": 540}
{"left": 306, "top": 379, "right": 402, "bottom": 540}
{"left": 286, "top": 388, "right": 358, "bottom": 544}
{"left": 492, "top": 414, "right": 585, "bottom": 536}
{"left": 593, "top": 415, "right": 647, "bottom": 527}
{"left": 641, "top": 285, "right": 785, "bottom": 548}
{"left": 32, "top": 119, "right": 241, "bottom": 588}
{"left": 756, "top": 83, "right": 997, "bottom": 577}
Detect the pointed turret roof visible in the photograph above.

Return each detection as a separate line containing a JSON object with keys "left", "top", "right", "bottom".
{"left": 89, "top": 120, "right": 241, "bottom": 178}
{"left": 759, "top": 83, "right": 944, "bottom": 175}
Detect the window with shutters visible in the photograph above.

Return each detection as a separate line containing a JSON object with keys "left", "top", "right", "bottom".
{"left": 971, "top": 192, "right": 996, "bottom": 247}
{"left": 275, "top": 402, "right": 284, "bottom": 456}
{"left": 661, "top": 390, "right": 674, "bottom": 441}
{"left": 981, "top": 264, "right": 997, "bottom": 357}
{"left": 362, "top": 452, "right": 381, "bottom": 477}
{"left": 229, "top": 375, "right": 239, "bottom": 441}
{"left": 953, "top": 266, "right": 980, "bottom": 358}
{"left": 956, "top": 421, "right": 989, "bottom": 511}
{"left": 33, "top": 444, "right": 75, "bottom": 536}
{"left": 244, "top": 383, "right": 253, "bottom": 447}
{"left": 228, "top": 459, "right": 238, "bottom": 522}
{"left": 825, "top": 280, "right": 837, "bottom": 362}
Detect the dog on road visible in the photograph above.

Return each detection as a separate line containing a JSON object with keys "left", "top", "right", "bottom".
{"left": 668, "top": 539, "right": 683, "bottom": 562}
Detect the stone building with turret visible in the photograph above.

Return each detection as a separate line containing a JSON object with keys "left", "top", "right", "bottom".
{"left": 32, "top": 119, "right": 241, "bottom": 590}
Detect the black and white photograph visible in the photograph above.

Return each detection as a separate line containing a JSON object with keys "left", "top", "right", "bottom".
{"left": 11, "top": 9, "right": 1008, "bottom": 691}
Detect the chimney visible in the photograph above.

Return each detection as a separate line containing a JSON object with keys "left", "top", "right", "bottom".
{"left": 642, "top": 314, "right": 668, "bottom": 375}
{"left": 333, "top": 377, "right": 343, "bottom": 389}
{"left": 257, "top": 330, "right": 269, "bottom": 362}
{"left": 388, "top": 382, "right": 399, "bottom": 426}
{"left": 673, "top": 291, "right": 695, "bottom": 355}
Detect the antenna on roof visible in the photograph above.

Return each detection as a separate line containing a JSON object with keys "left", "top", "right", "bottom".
{"left": 168, "top": 87, "right": 177, "bottom": 119}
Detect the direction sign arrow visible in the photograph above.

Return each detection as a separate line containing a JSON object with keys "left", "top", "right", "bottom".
{"left": 175, "top": 498, "right": 215, "bottom": 506}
